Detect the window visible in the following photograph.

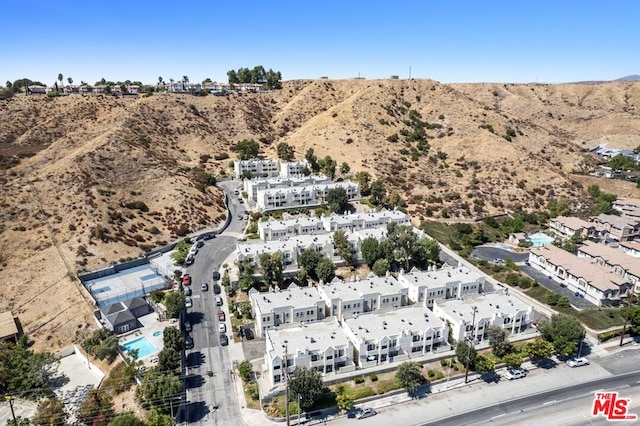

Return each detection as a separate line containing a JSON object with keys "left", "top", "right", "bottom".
{"left": 338, "top": 349, "right": 344, "bottom": 357}
{"left": 412, "top": 335, "right": 421, "bottom": 342}
{"left": 326, "top": 355, "right": 333, "bottom": 360}
{"left": 367, "top": 343, "right": 376, "bottom": 351}
{"left": 274, "top": 375, "right": 281, "bottom": 383}
{"left": 311, "top": 355, "right": 319, "bottom": 362}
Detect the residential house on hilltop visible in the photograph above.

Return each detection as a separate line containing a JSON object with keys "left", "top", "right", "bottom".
{"left": 258, "top": 215, "right": 326, "bottom": 241}
{"left": 234, "top": 158, "right": 280, "bottom": 179}
{"left": 264, "top": 317, "right": 355, "bottom": 387}
{"left": 321, "top": 209, "right": 411, "bottom": 233}
{"left": 612, "top": 198, "right": 640, "bottom": 220}
{"left": 397, "top": 264, "right": 485, "bottom": 309}
{"left": 589, "top": 214, "right": 640, "bottom": 242}
{"left": 432, "top": 290, "right": 537, "bottom": 343}
{"left": 249, "top": 284, "right": 326, "bottom": 337}
{"left": 0, "top": 311, "right": 20, "bottom": 343}
{"left": 244, "top": 175, "right": 331, "bottom": 203}
{"left": 317, "top": 274, "right": 408, "bottom": 322}
{"left": 342, "top": 306, "right": 447, "bottom": 368}
{"left": 528, "top": 245, "right": 633, "bottom": 305}
{"left": 255, "top": 180, "right": 361, "bottom": 211}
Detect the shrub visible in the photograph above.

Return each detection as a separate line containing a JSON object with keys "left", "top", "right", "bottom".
{"left": 376, "top": 378, "right": 401, "bottom": 394}
{"left": 214, "top": 153, "right": 230, "bottom": 161}
{"left": 368, "top": 374, "right": 378, "bottom": 382}
{"left": 353, "top": 386, "right": 374, "bottom": 400}
{"left": 354, "top": 376, "right": 365, "bottom": 385}
{"left": 124, "top": 201, "right": 149, "bottom": 212}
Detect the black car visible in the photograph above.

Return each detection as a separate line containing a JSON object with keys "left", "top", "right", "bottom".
{"left": 183, "top": 320, "right": 192, "bottom": 333}
{"left": 244, "top": 328, "right": 254, "bottom": 340}
{"left": 213, "top": 283, "right": 221, "bottom": 294}
{"left": 185, "top": 335, "right": 194, "bottom": 349}
{"left": 219, "top": 333, "right": 229, "bottom": 346}
{"left": 195, "top": 232, "right": 215, "bottom": 241}
{"left": 195, "top": 240, "right": 204, "bottom": 248}
{"left": 212, "top": 271, "right": 221, "bottom": 281}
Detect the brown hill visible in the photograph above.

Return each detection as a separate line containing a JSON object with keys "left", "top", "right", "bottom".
{"left": 1, "top": 79, "right": 640, "bottom": 350}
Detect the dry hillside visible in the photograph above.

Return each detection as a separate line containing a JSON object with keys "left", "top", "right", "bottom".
{"left": 1, "top": 79, "right": 640, "bottom": 350}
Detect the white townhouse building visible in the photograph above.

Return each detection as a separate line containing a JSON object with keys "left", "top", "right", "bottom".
{"left": 237, "top": 232, "right": 349, "bottom": 272}
{"left": 432, "top": 290, "right": 537, "bottom": 344}
{"left": 234, "top": 158, "right": 280, "bottom": 179}
{"left": 577, "top": 241, "right": 640, "bottom": 292}
{"left": 397, "top": 265, "right": 485, "bottom": 309}
{"left": 528, "top": 245, "right": 633, "bottom": 305}
{"left": 619, "top": 240, "right": 640, "bottom": 258}
{"left": 279, "top": 160, "right": 310, "bottom": 178}
{"left": 589, "top": 214, "right": 640, "bottom": 242}
{"left": 317, "top": 274, "right": 408, "bottom": 322}
{"left": 258, "top": 215, "right": 327, "bottom": 241}
{"left": 249, "top": 284, "right": 326, "bottom": 337}
{"left": 321, "top": 210, "right": 411, "bottom": 233}
{"left": 255, "top": 181, "right": 361, "bottom": 212}
{"left": 342, "top": 306, "right": 447, "bottom": 369}
{"left": 612, "top": 198, "right": 640, "bottom": 220}
{"left": 549, "top": 216, "right": 605, "bottom": 241}
{"left": 244, "top": 175, "right": 332, "bottom": 202}
{"left": 265, "top": 317, "right": 356, "bottom": 387}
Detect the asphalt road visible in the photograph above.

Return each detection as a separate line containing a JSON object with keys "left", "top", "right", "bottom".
{"left": 181, "top": 180, "right": 246, "bottom": 424}
{"left": 425, "top": 371, "right": 640, "bottom": 426}
{"left": 471, "top": 245, "right": 529, "bottom": 263}
{"left": 519, "top": 264, "right": 595, "bottom": 309}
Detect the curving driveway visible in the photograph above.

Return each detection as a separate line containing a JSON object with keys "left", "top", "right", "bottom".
{"left": 471, "top": 245, "right": 529, "bottom": 263}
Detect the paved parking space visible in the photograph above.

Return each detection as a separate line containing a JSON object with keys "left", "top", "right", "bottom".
{"left": 241, "top": 323, "right": 265, "bottom": 361}
{"left": 519, "top": 264, "right": 595, "bottom": 309}
{"left": 472, "top": 246, "right": 529, "bottom": 263}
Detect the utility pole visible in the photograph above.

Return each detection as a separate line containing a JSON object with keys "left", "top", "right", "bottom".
{"left": 297, "top": 393, "right": 302, "bottom": 425}
{"left": 620, "top": 292, "right": 635, "bottom": 346}
{"left": 283, "top": 341, "right": 290, "bottom": 426}
{"left": 4, "top": 396, "right": 17, "bottom": 425}
{"left": 464, "top": 306, "right": 478, "bottom": 384}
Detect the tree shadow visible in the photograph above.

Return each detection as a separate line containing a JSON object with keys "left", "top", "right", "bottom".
{"left": 531, "top": 358, "right": 557, "bottom": 369}
{"left": 183, "top": 400, "right": 208, "bottom": 422}
{"left": 186, "top": 351, "right": 204, "bottom": 368}
{"left": 185, "top": 373, "right": 206, "bottom": 389}
{"left": 187, "top": 311, "right": 205, "bottom": 325}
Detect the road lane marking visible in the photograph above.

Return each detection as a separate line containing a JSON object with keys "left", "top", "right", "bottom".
{"left": 542, "top": 400, "right": 557, "bottom": 405}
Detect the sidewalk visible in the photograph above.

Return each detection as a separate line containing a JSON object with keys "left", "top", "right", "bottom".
{"left": 231, "top": 336, "right": 638, "bottom": 426}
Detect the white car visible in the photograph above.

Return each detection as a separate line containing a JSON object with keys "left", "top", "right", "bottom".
{"left": 185, "top": 297, "right": 193, "bottom": 308}
{"left": 218, "top": 323, "right": 227, "bottom": 333}
{"left": 356, "top": 408, "right": 377, "bottom": 419}
{"left": 566, "top": 357, "right": 589, "bottom": 368}
{"left": 504, "top": 368, "right": 526, "bottom": 380}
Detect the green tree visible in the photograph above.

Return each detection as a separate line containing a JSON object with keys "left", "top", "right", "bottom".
{"left": 237, "top": 360, "right": 253, "bottom": 382}
{"left": 136, "top": 370, "right": 182, "bottom": 414}
{"left": 77, "top": 389, "right": 115, "bottom": 426}
{"left": 288, "top": 367, "right": 324, "bottom": 412}
{"left": 108, "top": 412, "right": 145, "bottom": 426}
{"left": 487, "top": 326, "right": 513, "bottom": 358}
{"left": 473, "top": 355, "right": 495, "bottom": 374}
{"left": 163, "top": 291, "right": 185, "bottom": 319}
{"left": 502, "top": 353, "right": 524, "bottom": 368}
{"left": 372, "top": 258, "right": 390, "bottom": 276}
{"left": 370, "top": 180, "right": 387, "bottom": 205}
{"left": 146, "top": 410, "right": 173, "bottom": 426}
{"left": 265, "top": 68, "right": 282, "bottom": 89}
{"left": 305, "top": 148, "right": 319, "bottom": 172}
{"left": 354, "top": 171, "right": 371, "bottom": 196}
{"left": 163, "top": 327, "right": 185, "bottom": 353}
{"left": 538, "top": 313, "right": 585, "bottom": 357}
{"left": 298, "top": 249, "right": 322, "bottom": 275}
{"left": 238, "top": 260, "right": 255, "bottom": 291}
{"left": 395, "top": 361, "right": 424, "bottom": 395}
{"left": 57, "top": 73, "right": 63, "bottom": 87}
{"left": 318, "top": 155, "right": 337, "bottom": 178}
{"left": 456, "top": 341, "right": 477, "bottom": 369}
{"left": 414, "top": 238, "right": 440, "bottom": 268}
{"left": 235, "top": 139, "right": 260, "bottom": 160}
{"left": 385, "top": 222, "right": 421, "bottom": 270}
{"left": 6, "top": 417, "right": 30, "bottom": 426}
{"left": 67, "top": 77, "right": 73, "bottom": 86}
{"left": 525, "top": 339, "right": 554, "bottom": 362}
{"left": 316, "top": 257, "right": 336, "bottom": 283}
{"left": 335, "top": 385, "right": 355, "bottom": 412}
{"left": 271, "top": 251, "right": 284, "bottom": 284}
{"left": 333, "top": 230, "right": 353, "bottom": 266}
{"left": 227, "top": 69, "right": 239, "bottom": 85}
{"left": 276, "top": 142, "right": 295, "bottom": 161}
{"left": 360, "top": 237, "right": 381, "bottom": 268}
{"left": 32, "top": 397, "right": 67, "bottom": 426}
{"left": 260, "top": 252, "right": 275, "bottom": 284}
{"left": 82, "top": 328, "right": 119, "bottom": 362}
{"left": 157, "top": 347, "right": 181, "bottom": 372}
{"left": 340, "top": 162, "right": 350, "bottom": 175}
{"left": 326, "top": 187, "right": 349, "bottom": 214}
{"left": 0, "top": 342, "right": 61, "bottom": 400}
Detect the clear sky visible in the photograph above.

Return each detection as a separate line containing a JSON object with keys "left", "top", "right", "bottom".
{"left": 2, "top": 0, "right": 639, "bottom": 86}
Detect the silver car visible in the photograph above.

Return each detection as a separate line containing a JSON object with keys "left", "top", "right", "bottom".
{"left": 185, "top": 297, "right": 193, "bottom": 308}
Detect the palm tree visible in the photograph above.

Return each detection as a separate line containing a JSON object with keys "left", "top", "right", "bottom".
{"left": 158, "top": 76, "right": 163, "bottom": 86}
{"left": 67, "top": 77, "right": 73, "bottom": 85}
{"left": 58, "top": 73, "right": 63, "bottom": 87}
{"left": 182, "top": 75, "right": 189, "bottom": 92}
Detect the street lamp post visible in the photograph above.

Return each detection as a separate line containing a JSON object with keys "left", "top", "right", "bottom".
{"left": 464, "top": 306, "right": 478, "bottom": 384}
{"left": 283, "top": 341, "right": 290, "bottom": 426}
{"left": 4, "top": 396, "right": 17, "bottom": 425}
{"left": 620, "top": 292, "right": 636, "bottom": 347}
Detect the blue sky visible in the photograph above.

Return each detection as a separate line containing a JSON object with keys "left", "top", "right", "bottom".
{"left": 2, "top": 0, "right": 639, "bottom": 85}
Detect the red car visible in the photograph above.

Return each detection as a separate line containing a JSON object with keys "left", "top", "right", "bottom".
{"left": 182, "top": 274, "right": 192, "bottom": 286}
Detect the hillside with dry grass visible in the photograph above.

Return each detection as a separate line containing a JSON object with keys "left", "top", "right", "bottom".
{"left": 1, "top": 79, "right": 640, "bottom": 350}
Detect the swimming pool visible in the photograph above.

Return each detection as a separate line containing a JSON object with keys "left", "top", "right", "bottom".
{"left": 528, "top": 232, "right": 555, "bottom": 246}
{"left": 153, "top": 331, "right": 163, "bottom": 337}
{"left": 122, "top": 337, "right": 157, "bottom": 358}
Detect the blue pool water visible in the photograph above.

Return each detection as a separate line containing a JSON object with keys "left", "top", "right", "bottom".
{"left": 123, "top": 337, "right": 157, "bottom": 358}
{"left": 528, "top": 232, "right": 554, "bottom": 246}
{"left": 153, "top": 331, "right": 163, "bottom": 337}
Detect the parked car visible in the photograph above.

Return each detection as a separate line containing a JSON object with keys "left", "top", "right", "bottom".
{"left": 215, "top": 296, "right": 223, "bottom": 306}
{"left": 218, "top": 310, "right": 225, "bottom": 321}
{"left": 238, "top": 198, "right": 244, "bottom": 204}
{"left": 213, "top": 283, "right": 221, "bottom": 294}
{"left": 185, "top": 335, "right": 194, "bottom": 349}
{"left": 356, "top": 408, "right": 377, "bottom": 419}
{"left": 185, "top": 255, "right": 194, "bottom": 266}
{"left": 184, "top": 286, "right": 192, "bottom": 296}
{"left": 195, "top": 232, "right": 214, "bottom": 241}
{"left": 201, "top": 282, "right": 209, "bottom": 292}
{"left": 219, "top": 333, "right": 229, "bottom": 346}
{"left": 566, "top": 357, "right": 590, "bottom": 368}
{"left": 182, "top": 274, "right": 192, "bottom": 286}
{"left": 504, "top": 368, "right": 526, "bottom": 380}
{"left": 195, "top": 240, "right": 204, "bottom": 248}
{"left": 183, "top": 320, "right": 192, "bottom": 332}
{"left": 218, "top": 323, "right": 227, "bottom": 333}
{"left": 212, "top": 271, "right": 221, "bottom": 281}
{"left": 234, "top": 189, "right": 239, "bottom": 195}
{"left": 185, "top": 297, "right": 193, "bottom": 308}
{"left": 244, "top": 328, "right": 254, "bottom": 340}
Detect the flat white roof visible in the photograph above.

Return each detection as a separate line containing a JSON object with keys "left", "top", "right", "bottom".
{"left": 319, "top": 274, "right": 403, "bottom": 301}
{"left": 436, "top": 291, "right": 532, "bottom": 323}
{"left": 250, "top": 284, "right": 324, "bottom": 314}
{"left": 344, "top": 306, "right": 444, "bottom": 342}
{"left": 266, "top": 317, "right": 348, "bottom": 358}
{"left": 257, "top": 180, "right": 358, "bottom": 196}
{"left": 399, "top": 265, "right": 483, "bottom": 289}
{"left": 259, "top": 215, "right": 324, "bottom": 232}
{"left": 238, "top": 232, "right": 337, "bottom": 257}
{"left": 323, "top": 209, "right": 410, "bottom": 226}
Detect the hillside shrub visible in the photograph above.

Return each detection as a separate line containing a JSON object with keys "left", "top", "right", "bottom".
{"left": 125, "top": 201, "right": 149, "bottom": 212}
